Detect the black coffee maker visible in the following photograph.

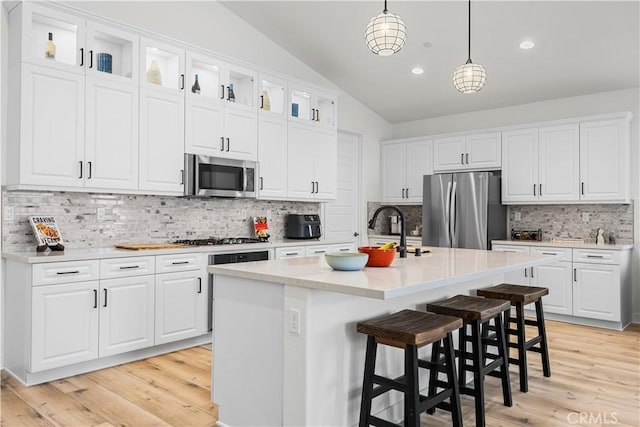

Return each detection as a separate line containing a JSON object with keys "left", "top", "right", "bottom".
{"left": 285, "top": 214, "right": 322, "bottom": 239}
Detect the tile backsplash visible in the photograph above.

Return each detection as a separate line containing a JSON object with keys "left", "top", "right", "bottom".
{"left": 508, "top": 203, "right": 634, "bottom": 244}
{"left": 1, "top": 189, "right": 319, "bottom": 251}
{"left": 367, "top": 201, "right": 634, "bottom": 244}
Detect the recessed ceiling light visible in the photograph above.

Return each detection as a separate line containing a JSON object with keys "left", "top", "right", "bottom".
{"left": 411, "top": 67, "right": 424, "bottom": 75}
{"left": 519, "top": 40, "right": 535, "bottom": 50}
{"left": 422, "top": 42, "right": 433, "bottom": 48}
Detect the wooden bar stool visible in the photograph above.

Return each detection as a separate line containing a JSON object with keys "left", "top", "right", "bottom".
{"left": 426, "top": 295, "right": 512, "bottom": 427}
{"left": 476, "top": 284, "right": 551, "bottom": 393}
{"left": 357, "top": 309, "right": 463, "bottom": 427}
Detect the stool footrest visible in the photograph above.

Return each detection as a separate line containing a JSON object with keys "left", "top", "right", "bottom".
{"left": 419, "top": 358, "right": 447, "bottom": 373}
{"left": 524, "top": 319, "right": 538, "bottom": 327}
{"left": 371, "top": 375, "right": 405, "bottom": 398}
{"left": 525, "top": 335, "right": 542, "bottom": 349}
{"left": 368, "top": 415, "right": 401, "bottom": 427}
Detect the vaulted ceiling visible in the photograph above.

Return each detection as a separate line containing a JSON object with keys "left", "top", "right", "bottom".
{"left": 221, "top": 1, "right": 640, "bottom": 123}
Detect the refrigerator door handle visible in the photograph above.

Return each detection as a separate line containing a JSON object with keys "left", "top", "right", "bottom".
{"left": 445, "top": 181, "right": 452, "bottom": 246}
{"left": 449, "top": 181, "right": 457, "bottom": 245}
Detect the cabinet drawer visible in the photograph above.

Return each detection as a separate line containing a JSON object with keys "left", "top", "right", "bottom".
{"left": 306, "top": 246, "right": 331, "bottom": 257}
{"left": 33, "top": 260, "right": 100, "bottom": 286}
{"left": 275, "top": 246, "right": 306, "bottom": 259}
{"left": 100, "top": 256, "right": 155, "bottom": 279}
{"left": 156, "top": 253, "right": 202, "bottom": 273}
{"left": 573, "top": 249, "right": 620, "bottom": 265}
{"left": 530, "top": 247, "right": 572, "bottom": 262}
{"left": 492, "top": 244, "right": 530, "bottom": 253}
{"left": 329, "top": 243, "right": 356, "bottom": 253}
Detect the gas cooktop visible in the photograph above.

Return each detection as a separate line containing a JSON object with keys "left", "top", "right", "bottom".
{"left": 174, "top": 237, "right": 263, "bottom": 246}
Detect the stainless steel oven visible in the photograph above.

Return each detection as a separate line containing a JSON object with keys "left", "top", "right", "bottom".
{"left": 184, "top": 154, "right": 257, "bottom": 198}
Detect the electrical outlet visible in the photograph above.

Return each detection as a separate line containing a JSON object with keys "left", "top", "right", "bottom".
{"left": 288, "top": 308, "right": 301, "bottom": 335}
{"left": 97, "top": 207, "right": 106, "bottom": 221}
{"left": 514, "top": 212, "right": 521, "bottom": 221}
{"left": 582, "top": 212, "right": 590, "bottom": 222}
{"left": 240, "top": 209, "right": 247, "bottom": 220}
{"left": 3, "top": 206, "right": 15, "bottom": 221}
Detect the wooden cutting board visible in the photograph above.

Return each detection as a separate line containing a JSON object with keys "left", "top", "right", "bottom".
{"left": 116, "top": 243, "right": 185, "bottom": 250}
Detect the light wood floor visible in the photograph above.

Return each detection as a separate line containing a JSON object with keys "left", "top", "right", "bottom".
{"left": 1, "top": 320, "right": 639, "bottom": 427}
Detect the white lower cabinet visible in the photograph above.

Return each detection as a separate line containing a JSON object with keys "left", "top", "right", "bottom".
{"left": 573, "top": 263, "right": 621, "bottom": 322}
{"left": 99, "top": 275, "right": 155, "bottom": 357}
{"left": 155, "top": 253, "right": 207, "bottom": 345}
{"left": 492, "top": 244, "right": 630, "bottom": 327}
{"left": 275, "top": 246, "right": 306, "bottom": 259}
{"left": 31, "top": 281, "right": 99, "bottom": 372}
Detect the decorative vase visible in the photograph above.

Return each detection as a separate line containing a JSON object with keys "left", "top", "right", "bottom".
{"left": 146, "top": 60, "right": 162, "bottom": 85}
{"left": 262, "top": 90, "right": 271, "bottom": 111}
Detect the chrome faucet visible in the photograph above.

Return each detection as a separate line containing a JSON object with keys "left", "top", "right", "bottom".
{"left": 368, "top": 205, "right": 407, "bottom": 258}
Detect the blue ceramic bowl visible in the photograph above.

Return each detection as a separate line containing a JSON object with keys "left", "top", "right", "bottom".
{"left": 325, "top": 252, "right": 369, "bottom": 271}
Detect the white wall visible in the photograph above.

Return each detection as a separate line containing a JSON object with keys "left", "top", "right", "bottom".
{"left": 0, "top": 1, "right": 6, "bottom": 368}
{"left": 391, "top": 88, "right": 640, "bottom": 320}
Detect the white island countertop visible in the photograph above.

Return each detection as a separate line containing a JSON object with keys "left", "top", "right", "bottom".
{"left": 208, "top": 247, "right": 560, "bottom": 300}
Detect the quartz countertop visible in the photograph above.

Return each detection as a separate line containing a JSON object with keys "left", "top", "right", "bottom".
{"left": 491, "top": 240, "right": 633, "bottom": 251}
{"left": 1, "top": 239, "right": 352, "bottom": 264}
{"left": 208, "top": 247, "right": 560, "bottom": 300}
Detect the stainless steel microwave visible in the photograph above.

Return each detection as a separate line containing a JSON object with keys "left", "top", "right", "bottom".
{"left": 184, "top": 154, "right": 257, "bottom": 198}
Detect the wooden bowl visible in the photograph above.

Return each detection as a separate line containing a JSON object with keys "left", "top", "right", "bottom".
{"left": 357, "top": 246, "right": 396, "bottom": 267}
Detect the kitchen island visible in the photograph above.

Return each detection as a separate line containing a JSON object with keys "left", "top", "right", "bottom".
{"left": 208, "top": 247, "right": 559, "bottom": 427}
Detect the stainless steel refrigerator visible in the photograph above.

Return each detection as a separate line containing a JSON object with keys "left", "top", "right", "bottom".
{"left": 422, "top": 172, "right": 506, "bottom": 250}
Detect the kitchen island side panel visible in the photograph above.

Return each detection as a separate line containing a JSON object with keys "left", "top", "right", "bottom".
{"left": 211, "top": 275, "right": 284, "bottom": 426}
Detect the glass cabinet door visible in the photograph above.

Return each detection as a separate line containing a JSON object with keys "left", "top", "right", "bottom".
{"left": 259, "top": 73, "right": 286, "bottom": 117}
{"left": 186, "top": 52, "right": 223, "bottom": 102}
{"left": 225, "top": 64, "right": 257, "bottom": 111}
{"left": 86, "top": 22, "right": 138, "bottom": 82}
{"left": 21, "top": 3, "right": 85, "bottom": 74}
{"left": 140, "top": 38, "right": 185, "bottom": 93}
{"left": 315, "top": 90, "right": 337, "bottom": 129}
{"left": 289, "top": 85, "right": 313, "bottom": 122}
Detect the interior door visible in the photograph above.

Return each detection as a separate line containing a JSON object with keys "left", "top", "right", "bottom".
{"left": 323, "top": 131, "right": 361, "bottom": 244}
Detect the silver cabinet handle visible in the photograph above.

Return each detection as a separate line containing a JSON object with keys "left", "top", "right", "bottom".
{"left": 465, "top": 153, "right": 469, "bottom": 164}
{"left": 339, "top": 248, "right": 350, "bottom": 252}
{"left": 461, "top": 153, "right": 464, "bottom": 165}
{"left": 172, "top": 261, "right": 190, "bottom": 265}
{"left": 260, "top": 177, "right": 264, "bottom": 190}
{"left": 87, "top": 161, "right": 92, "bottom": 179}
{"left": 524, "top": 268, "right": 528, "bottom": 277}
{"left": 533, "top": 184, "right": 536, "bottom": 196}
{"left": 581, "top": 182, "right": 585, "bottom": 195}
{"left": 405, "top": 188, "right": 409, "bottom": 198}
{"left": 220, "top": 137, "right": 225, "bottom": 151}
{"left": 180, "top": 169, "right": 184, "bottom": 185}
{"left": 119, "top": 265, "right": 140, "bottom": 270}
{"left": 103, "top": 288, "right": 108, "bottom": 307}
{"left": 79, "top": 161, "right": 83, "bottom": 179}
{"left": 93, "top": 289, "right": 97, "bottom": 308}
{"left": 197, "top": 277, "right": 202, "bottom": 294}
{"left": 541, "top": 252, "right": 557, "bottom": 255}
{"left": 530, "top": 267, "right": 535, "bottom": 278}
{"left": 574, "top": 268, "right": 577, "bottom": 282}
{"left": 285, "top": 252, "right": 299, "bottom": 256}
{"left": 226, "top": 137, "right": 230, "bottom": 152}
{"left": 586, "top": 255, "right": 604, "bottom": 259}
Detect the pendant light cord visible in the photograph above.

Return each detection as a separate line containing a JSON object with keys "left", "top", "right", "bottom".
{"left": 467, "top": 0, "right": 472, "bottom": 61}
{"left": 383, "top": 0, "right": 388, "bottom": 13}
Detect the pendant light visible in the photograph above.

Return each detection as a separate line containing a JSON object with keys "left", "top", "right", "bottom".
{"left": 453, "top": 0, "right": 486, "bottom": 93}
{"left": 365, "top": 0, "right": 406, "bottom": 56}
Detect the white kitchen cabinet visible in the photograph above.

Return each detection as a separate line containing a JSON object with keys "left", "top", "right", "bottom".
{"left": 275, "top": 246, "right": 306, "bottom": 259}
{"left": 155, "top": 271, "right": 207, "bottom": 344}
{"left": 224, "top": 108, "right": 258, "bottom": 161}
{"left": 502, "top": 124, "right": 579, "bottom": 203}
{"left": 538, "top": 124, "right": 580, "bottom": 202}
{"left": 492, "top": 244, "right": 630, "bottom": 327}
{"left": 8, "top": 4, "right": 141, "bottom": 192}
{"left": 85, "top": 76, "right": 138, "bottom": 190}
{"left": 155, "top": 253, "right": 207, "bottom": 345}
{"left": 492, "top": 245, "right": 573, "bottom": 314}
{"left": 287, "top": 122, "right": 337, "bottom": 200}
{"left": 381, "top": 140, "right": 433, "bottom": 204}
{"left": 99, "top": 275, "right": 155, "bottom": 357}
{"left": 579, "top": 117, "right": 631, "bottom": 203}
{"left": 289, "top": 84, "right": 337, "bottom": 130}
{"left": 306, "top": 246, "right": 332, "bottom": 257}
{"left": 433, "top": 132, "right": 500, "bottom": 172}
{"left": 31, "top": 281, "right": 99, "bottom": 372}
{"left": 139, "top": 88, "right": 185, "bottom": 194}
{"left": 573, "top": 263, "right": 620, "bottom": 322}
{"left": 257, "top": 113, "right": 287, "bottom": 199}
{"left": 13, "top": 63, "right": 85, "bottom": 188}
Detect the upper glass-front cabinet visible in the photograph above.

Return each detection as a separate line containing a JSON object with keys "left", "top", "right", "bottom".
{"left": 86, "top": 23, "right": 138, "bottom": 82}
{"left": 259, "top": 73, "right": 286, "bottom": 117}
{"left": 289, "top": 85, "right": 337, "bottom": 128}
{"left": 186, "top": 52, "right": 222, "bottom": 101}
{"left": 16, "top": 3, "right": 138, "bottom": 82}
{"left": 19, "top": 3, "right": 85, "bottom": 73}
{"left": 226, "top": 64, "right": 257, "bottom": 110}
{"left": 140, "top": 38, "right": 185, "bottom": 93}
